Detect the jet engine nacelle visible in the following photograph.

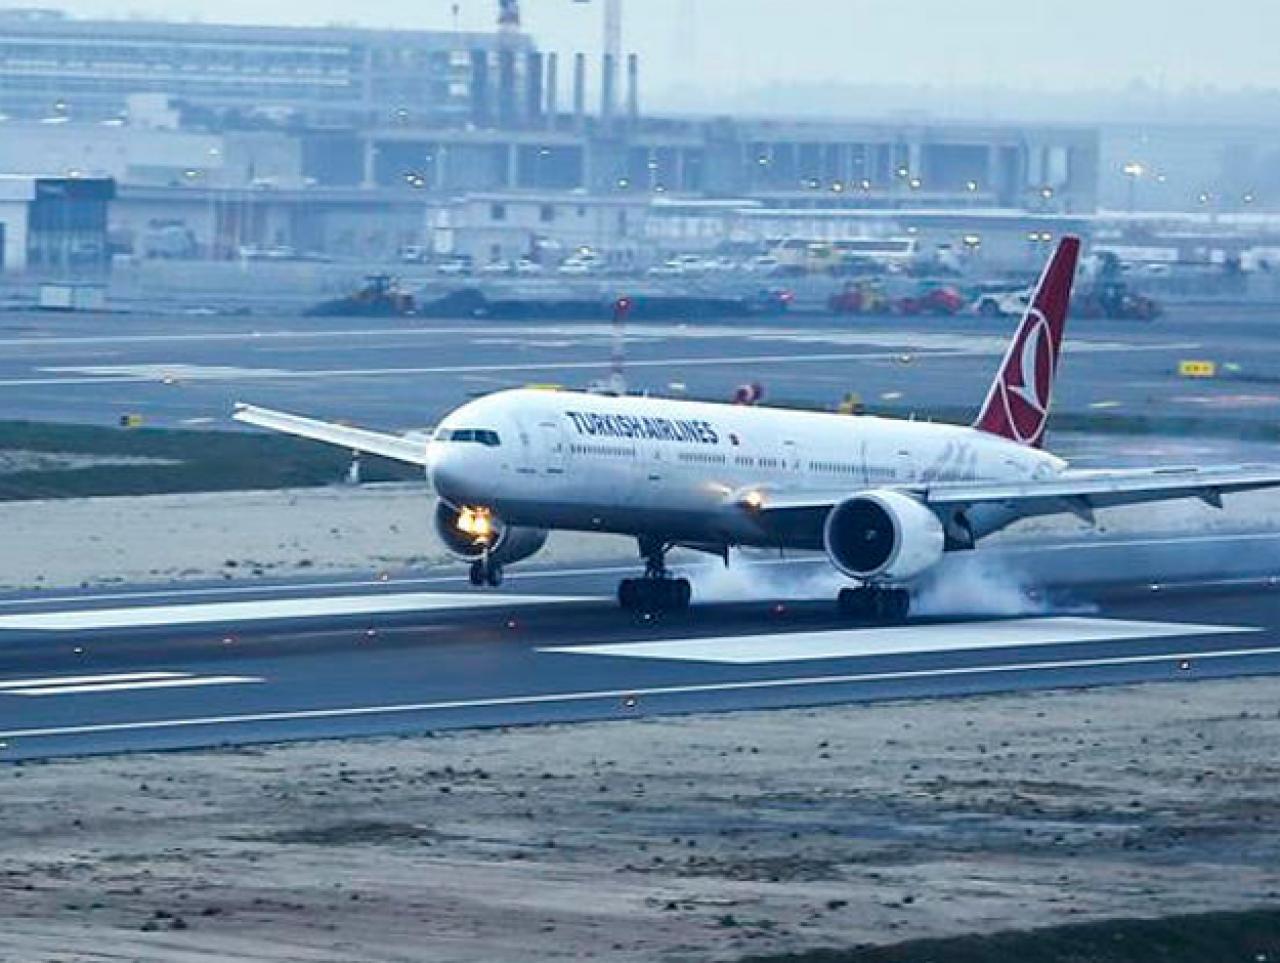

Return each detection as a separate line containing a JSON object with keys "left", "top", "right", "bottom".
{"left": 434, "top": 501, "right": 548, "bottom": 566}
{"left": 823, "top": 490, "right": 945, "bottom": 583}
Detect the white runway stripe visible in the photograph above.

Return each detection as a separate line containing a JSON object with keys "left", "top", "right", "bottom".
{"left": 7, "top": 676, "right": 261, "bottom": 697}
{"left": 540, "top": 618, "right": 1258, "bottom": 664}
{"left": 0, "top": 670, "right": 263, "bottom": 697}
{"left": 0, "top": 671, "right": 185, "bottom": 690}
{"left": 0, "top": 592, "right": 598, "bottom": 631}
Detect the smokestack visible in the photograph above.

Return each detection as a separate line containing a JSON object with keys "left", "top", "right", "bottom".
{"left": 545, "top": 52, "right": 559, "bottom": 128}
{"left": 498, "top": 0, "right": 520, "bottom": 30}
{"left": 525, "top": 52, "right": 544, "bottom": 126}
{"left": 572, "top": 52, "right": 586, "bottom": 130}
{"left": 470, "top": 49, "right": 491, "bottom": 128}
{"left": 626, "top": 53, "right": 639, "bottom": 125}
{"left": 498, "top": 49, "right": 517, "bottom": 128}
{"left": 600, "top": 53, "right": 616, "bottom": 127}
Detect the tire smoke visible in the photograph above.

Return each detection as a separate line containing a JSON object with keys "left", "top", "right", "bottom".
{"left": 684, "top": 549, "right": 1096, "bottom": 618}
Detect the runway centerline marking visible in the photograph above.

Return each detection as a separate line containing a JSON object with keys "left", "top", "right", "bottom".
{"left": 0, "top": 671, "right": 263, "bottom": 697}
{"left": 538, "top": 617, "right": 1257, "bottom": 664}
{"left": 2, "top": 643, "right": 1278, "bottom": 742}
{"left": 0, "top": 592, "right": 600, "bottom": 631}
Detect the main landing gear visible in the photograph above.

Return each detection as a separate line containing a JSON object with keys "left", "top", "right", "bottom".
{"left": 838, "top": 585, "right": 911, "bottom": 623}
{"left": 617, "top": 537, "right": 692, "bottom": 613}
{"left": 468, "top": 555, "right": 504, "bottom": 588}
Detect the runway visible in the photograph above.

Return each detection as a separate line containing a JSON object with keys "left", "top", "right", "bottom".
{"left": 0, "top": 303, "right": 1275, "bottom": 431}
{"left": 1, "top": 531, "right": 1279, "bottom": 761}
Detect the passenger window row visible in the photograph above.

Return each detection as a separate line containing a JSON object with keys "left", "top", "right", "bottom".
{"left": 571, "top": 443, "right": 635, "bottom": 458}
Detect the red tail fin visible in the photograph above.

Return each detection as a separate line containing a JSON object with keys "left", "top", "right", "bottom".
{"left": 973, "top": 235, "right": 1081, "bottom": 448}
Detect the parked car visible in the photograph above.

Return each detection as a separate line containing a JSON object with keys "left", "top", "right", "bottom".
{"left": 895, "top": 285, "right": 967, "bottom": 316}
{"left": 1073, "top": 283, "right": 1162, "bottom": 321}
{"left": 674, "top": 255, "right": 708, "bottom": 274}
{"left": 703, "top": 256, "right": 738, "bottom": 273}
{"left": 972, "top": 288, "right": 1032, "bottom": 318}
{"left": 557, "top": 257, "right": 596, "bottom": 276}
{"left": 741, "top": 255, "right": 780, "bottom": 275}
{"left": 435, "top": 257, "right": 472, "bottom": 276}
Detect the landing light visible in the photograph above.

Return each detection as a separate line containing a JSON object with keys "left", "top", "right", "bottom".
{"left": 457, "top": 507, "right": 494, "bottom": 540}
{"left": 742, "top": 490, "right": 765, "bottom": 511}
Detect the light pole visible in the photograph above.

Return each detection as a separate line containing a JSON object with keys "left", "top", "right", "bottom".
{"left": 1122, "top": 161, "right": 1145, "bottom": 213}
{"left": 207, "top": 146, "right": 221, "bottom": 259}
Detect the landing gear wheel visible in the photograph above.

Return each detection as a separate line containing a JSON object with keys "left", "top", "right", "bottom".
{"left": 618, "top": 537, "right": 692, "bottom": 613}
{"left": 618, "top": 578, "right": 639, "bottom": 610}
{"left": 617, "top": 577, "right": 692, "bottom": 613}
{"left": 838, "top": 586, "right": 872, "bottom": 618}
{"left": 469, "top": 559, "right": 504, "bottom": 588}
{"left": 875, "top": 588, "right": 910, "bottom": 623}
{"left": 838, "top": 586, "right": 910, "bottom": 623}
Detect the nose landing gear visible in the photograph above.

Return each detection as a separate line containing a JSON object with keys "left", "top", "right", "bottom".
{"left": 838, "top": 585, "right": 911, "bottom": 623}
{"left": 468, "top": 556, "right": 504, "bottom": 587}
{"left": 617, "top": 537, "right": 692, "bottom": 613}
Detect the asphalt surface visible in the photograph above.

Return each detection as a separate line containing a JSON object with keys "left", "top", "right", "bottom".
{"left": 2, "top": 530, "right": 1279, "bottom": 762}
{"left": 0, "top": 302, "right": 1276, "bottom": 433}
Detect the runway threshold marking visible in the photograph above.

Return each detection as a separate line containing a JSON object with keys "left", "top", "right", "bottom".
{"left": 3, "top": 643, "right": 1280, "bottom": 742}
{"left": 538, "top": 617, "right": 1258, "bottom": 665}
{"left": 0, "top": 592, "right": 600, "bottom": 631}
{"left": 0, "top": 670, "right": 262, "bottom": 697}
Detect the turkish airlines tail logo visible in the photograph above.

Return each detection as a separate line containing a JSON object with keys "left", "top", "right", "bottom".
{"left": 973, "top": 236, "right": 1081, "bottom": 449}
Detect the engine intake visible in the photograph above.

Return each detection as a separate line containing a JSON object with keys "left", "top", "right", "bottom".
{"left": 434, "top": 501, "right": 548, "bottom": 566}
{"left": 823, "top": 490, "right": 945, "bottom": 583}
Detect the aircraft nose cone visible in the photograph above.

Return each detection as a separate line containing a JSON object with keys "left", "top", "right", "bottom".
{"left": 426, "top": 443, "right": 465, "bottom": 499}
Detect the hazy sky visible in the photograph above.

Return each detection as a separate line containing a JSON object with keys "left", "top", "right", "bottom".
{"left": 53, "top": 1, "right": 1280, "bottom": 100}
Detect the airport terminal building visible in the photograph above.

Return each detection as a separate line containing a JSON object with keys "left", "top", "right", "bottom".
{"left": 0, "top": 8, "right": 1104, "bottom": 272}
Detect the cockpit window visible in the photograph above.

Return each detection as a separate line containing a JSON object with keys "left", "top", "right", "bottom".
{"left": 439, "top": 428, "right": 501, "bottom": 447}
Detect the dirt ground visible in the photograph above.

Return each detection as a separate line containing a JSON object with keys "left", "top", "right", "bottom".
{"left": 2, "top": 482, "right": 1277, "bottom": 592}
{"left": 0, "top": 483, "right": 639, "bottom": 591}
{"left": 3, "top": 676, "right": 1280, "bottom": 962}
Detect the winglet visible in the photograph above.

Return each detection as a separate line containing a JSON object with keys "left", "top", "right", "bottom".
{"left": 973, "top": 235, "right": 1081, "bottom": 448}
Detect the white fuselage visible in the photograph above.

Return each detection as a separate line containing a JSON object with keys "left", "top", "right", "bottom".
{"left": 427, "top": 388, "right": 1065, "bottom": 549}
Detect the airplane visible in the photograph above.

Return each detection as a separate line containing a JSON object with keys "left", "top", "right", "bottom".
{"left": 234, "top": 236, "right": 1280, "bottom": 621}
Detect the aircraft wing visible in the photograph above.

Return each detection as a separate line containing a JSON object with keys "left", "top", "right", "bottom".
{"left": 921, "top": 465, "right": 1280, "bottom": 514}
{"left": 744, "top": 464, "right": 1280, "bottom": 529}
{"left": 233, "top": 403, "right": 431, "bottom": 467}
